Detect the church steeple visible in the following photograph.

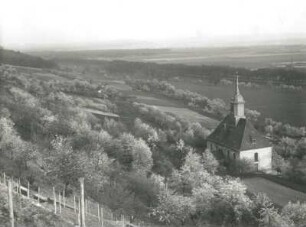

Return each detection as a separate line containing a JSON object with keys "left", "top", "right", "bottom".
{"left": 235, "top": 74, "right": 240, "bottom": 96}
{"left": 231, "top": 74, "right": 245, "bottom": 124}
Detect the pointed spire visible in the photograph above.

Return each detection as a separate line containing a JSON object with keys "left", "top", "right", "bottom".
{"left": 230, "top": 72, "right": 245, "bottom": 123}
{"left": 235, "top": 72, "right": 240, "bottom": 96}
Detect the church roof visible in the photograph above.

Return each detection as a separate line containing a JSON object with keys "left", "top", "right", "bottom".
{"left": 207, "top": 114, "right": 271, "bottom": 152}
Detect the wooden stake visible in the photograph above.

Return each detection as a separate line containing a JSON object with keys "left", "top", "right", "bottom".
{"left": 85, "top": 199, "right": 88, "bottom": 215}
{"left": 18, "top": 179, "right": 21, "bottom": 195}
{"left": 100, "top": 207, "right": 104, "bottom": 227}
{"left": 53, "top": 187, "right": 57, "bottom": 214}
{"left": 78, "top": 198, "right": 81, "bottom": 226}
{"left": 122, "top": 215, "right": 125, "bottom": 227}
{"left": 79, "top": 178, "right": 86, "bottom": 227}
{"left": 74, "top": 195, "right": 76, "bottom": 213}
{"left": 63, "top": 189, "right": 66, "bottom": 208}
{"left": 18, "top": 179, "right": 21, "bottom": 209}
{"left": 12, "top": 178, "right": 18, "bottom": 193}
{"left": 8, "top": 180, "right": 14, "bottom": 227}
{"left": 97, "top": 203, "right": 100, "bottom": 221}
{"left": 59, "top": 192, "right": 62, "bottom": 214}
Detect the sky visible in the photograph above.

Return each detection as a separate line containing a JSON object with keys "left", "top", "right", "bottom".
{"left": 1, "top": 0, "right": 306, "bottom": 50}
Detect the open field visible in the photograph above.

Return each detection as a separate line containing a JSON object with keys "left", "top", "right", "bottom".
{"left": 129, "top": 91, "right": 219, "bottom": 129}
{"left": 242, "top": 177, "right": 306, "bottom": 206}
{"left": 102, "top": 80, "right": 132, "bottom": 91}
{"left": 33, "top": 45, "right": 306, "bottom": 69}
{"left": 171, "top": 80, "right": 306, "bottom": 127}
{"left": 135, "top": 95, "right": 182, "bottom": 108}
{"left": 154, "top": 105, "right": 219, "bottom": 129}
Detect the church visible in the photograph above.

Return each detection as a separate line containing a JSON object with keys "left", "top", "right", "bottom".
{"left": 207, "top": 77, "right": 272, "bottom": 172}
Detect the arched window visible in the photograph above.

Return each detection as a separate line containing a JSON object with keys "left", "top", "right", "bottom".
{"left": 254, "top": 153, "right": 259, "bottom": 162}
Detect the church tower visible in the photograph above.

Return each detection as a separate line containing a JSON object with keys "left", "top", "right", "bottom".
{"left": 230, "top": 75, "right": 245, "bottom": 124}
{"left": 207, "top": 74, "right": 272, "bottom": 173}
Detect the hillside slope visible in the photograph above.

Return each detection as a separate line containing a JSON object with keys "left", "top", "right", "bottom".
{"left": 0, "top": 48, "right": 56, "bottom": 68}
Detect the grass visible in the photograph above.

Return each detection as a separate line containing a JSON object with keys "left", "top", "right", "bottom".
{"left": 242, "top": 176, "right": 306, "bottom": 206}
{"left": 134, "top": 95, "right": 181, "bottom": 108}
{"left": 154, "top": 105, "right": 218, "bottom": 129}
{"left": 126, "top": 92, "right": 219, "bottom": 129}
{"left": 260, "top": 174, "right": 306, "bottom": 194}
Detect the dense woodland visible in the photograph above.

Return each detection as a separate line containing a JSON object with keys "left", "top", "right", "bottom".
{"left": 1, "top": 49, "right": 306, "bottom": 226}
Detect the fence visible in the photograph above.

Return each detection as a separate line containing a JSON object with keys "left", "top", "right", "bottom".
{"left": 0, "top": 172, "right": 147, "bottom": 227}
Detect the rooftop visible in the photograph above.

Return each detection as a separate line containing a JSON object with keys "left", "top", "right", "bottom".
{"left": 207, "top": 113, "right": 271, "bottom": 151}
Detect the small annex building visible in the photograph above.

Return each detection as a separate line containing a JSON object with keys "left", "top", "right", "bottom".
{"left": 207, "top": 76, "right": 272, "bottom": 172}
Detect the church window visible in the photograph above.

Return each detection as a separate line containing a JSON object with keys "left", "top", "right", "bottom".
{"left": 254, "top": 153, "right": 258, "bottom": 162}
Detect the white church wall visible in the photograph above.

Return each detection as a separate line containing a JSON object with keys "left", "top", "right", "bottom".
{"left": 240, "top": 147, "right": 272, "bottom": 172}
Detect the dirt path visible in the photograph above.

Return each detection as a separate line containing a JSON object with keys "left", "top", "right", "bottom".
{"left": 243, "top": 177, "right": 306, "bottom": 206}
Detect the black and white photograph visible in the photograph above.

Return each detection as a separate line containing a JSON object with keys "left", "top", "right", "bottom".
{"left": 1, "top": 0, "right": 306, "bottom": 226}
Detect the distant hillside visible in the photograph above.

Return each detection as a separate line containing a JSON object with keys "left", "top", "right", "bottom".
{"left": 0, "top": 48, "right": 56, "bottom": 68}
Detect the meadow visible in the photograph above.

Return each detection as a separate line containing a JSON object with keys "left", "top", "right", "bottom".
{"left": 243, "top": 177, "right": 306, "bottom": 206}
{"left": 171, "top": 80, "right": 306, "bottom": 127}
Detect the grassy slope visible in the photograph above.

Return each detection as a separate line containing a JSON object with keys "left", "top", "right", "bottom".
{"left": 242, "top": 177, "right": 306, "bottom": 206}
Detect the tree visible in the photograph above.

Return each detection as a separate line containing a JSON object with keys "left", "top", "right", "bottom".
{"left": 259, "top": 205, "right": 293, "bottom": 227}
{"left": 191, "top": 183, "right": 217, "bottom": 223}
{"left": 133, "top": 118, "right": 159, "bottom": 147}
{"left": 282, "top": 201, "right": 306, "bottom": 226}
{"left": 272, "top": 151, "right": 290, "bottom": 173}
{"left": 252, "top": 193, "right": 293, "bottom": 227}
{"left": 47, "top": 136, "right": 84, "bottom": 189}
{"left": 116, "top": 133, "right": 153, "bottom": 173}
{"left": 275, "top": 137, "right": 297, "bottom": 158}
{"left": 213, "top": 178, "right": 254, "bottom": 225}
{"left": 0, "top": 117, "right": 35, "bottom": 172}
{"left": 132, "top": 137, "right": 153, "bottom": 173}
{"left": 202, "top": 149, "right": 219, "bottom": 174}
{"left": 228, "top": 158, "right": 255, "bottom": 174}
{"left": 103, "top": 118, "right": 126, "bottom": 137}
{"left": 152, "top": 190, "right": 196, "bottom": 226}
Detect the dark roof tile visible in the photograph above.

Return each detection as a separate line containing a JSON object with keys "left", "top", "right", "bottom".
{"left": 207, "top": 114, "right": 271, "bottom": 151}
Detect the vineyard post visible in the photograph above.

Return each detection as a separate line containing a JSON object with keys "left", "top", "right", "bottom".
{"left": 73, "top": 194, "right": 76, "bottom": 213}
{"left": 97, "top": 203, "right": 100, "bottom": 221}
{"left": 53, "top": 187, "right": 57, "bottom": 214}
{"left": 8, "top": 179, "right": 14, "bottom": 227}
{"left": 100, "top": 207, "right": 104, "bottom": 227}
{"left": 59, "top": 192, "right": 62, "bottom": 214}
{"left": 80, "top": 177, "right": 86, "bottom": 227}
{"left": 63, "top": 189, "right": 66, "bottom": 208}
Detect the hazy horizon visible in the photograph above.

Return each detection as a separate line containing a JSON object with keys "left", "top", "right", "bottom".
{"left": 1, "top": 0, "right": 306, "bottom": 51}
